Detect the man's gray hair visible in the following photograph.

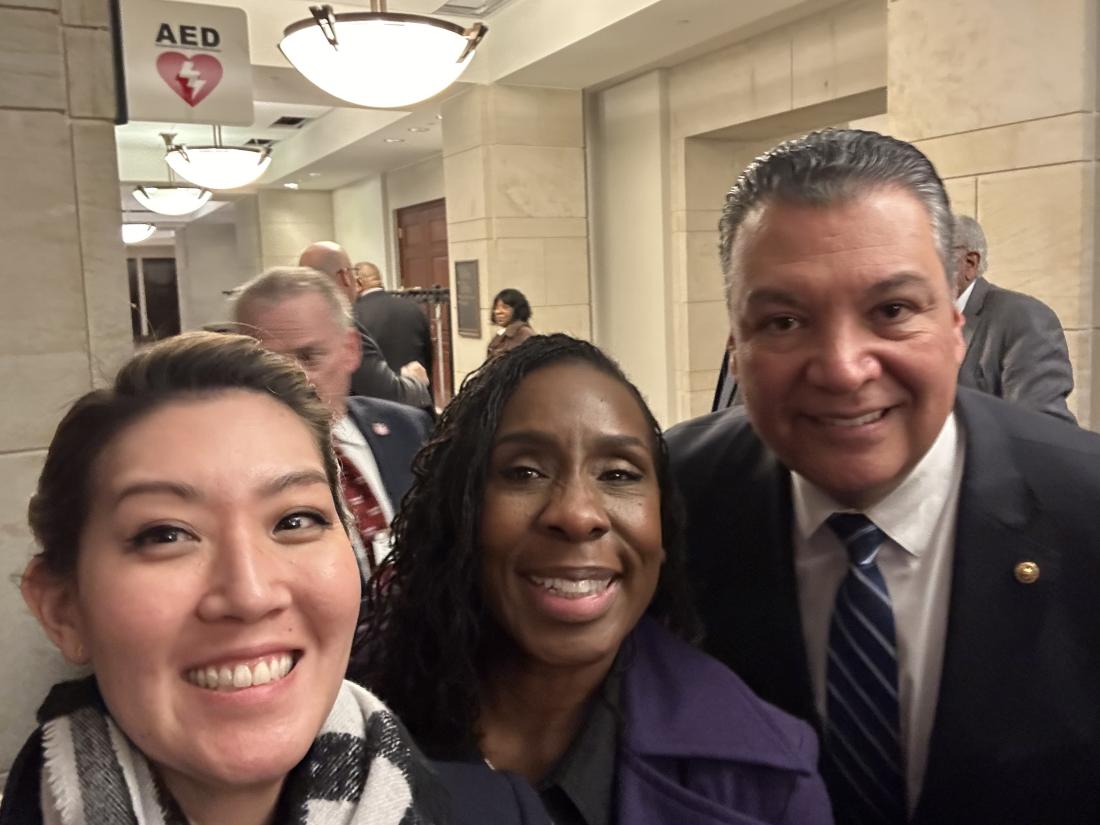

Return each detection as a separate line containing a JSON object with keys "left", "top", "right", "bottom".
{"left": 952, "top": 214, "right": 989, "bottom": 277}
{"left": 232, "top": 266, "right": 354, "bottom": 331}
{"left": 719, "top": 129, "right": 954, "bottom": 309}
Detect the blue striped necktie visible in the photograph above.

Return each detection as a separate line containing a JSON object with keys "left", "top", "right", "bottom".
{"left": 822, "top": 513, "right": 907, "bottom": 824}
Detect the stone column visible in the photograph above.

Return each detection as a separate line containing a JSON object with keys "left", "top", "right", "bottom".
{"left": 441, "top": 84, "right": 589, "bottom": 383}
{"left": 888, "top": 0, "right": 1100, "bottom": 427}
{"left": 0, "top": 0, "right": 131, "bottom": 773}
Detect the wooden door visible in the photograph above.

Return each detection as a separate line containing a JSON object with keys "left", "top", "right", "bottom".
{"left": 396, "top": 198, "right": 453, "bottom": 405}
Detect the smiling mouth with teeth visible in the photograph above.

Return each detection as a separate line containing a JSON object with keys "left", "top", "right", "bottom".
{"left": 185, "top": 653, "right": 297, "bottom": 691}
{"left": 528, "top": 575, "right": 615, "bottom": 599}
{"left": 818, "top": 409, "right": 887, "bottom": 427}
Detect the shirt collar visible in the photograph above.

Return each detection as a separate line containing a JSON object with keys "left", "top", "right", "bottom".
{"left": 537, "top": 660, "right": 622, "bottom": 825}
{"left": 332, "top": 414, "right": 365, "bottom": 447}
{"left": 791, "top": 413, "right": 963, "bottom": 557}
{"left": 955, "top": 280, "right": 976, "bottom": 312}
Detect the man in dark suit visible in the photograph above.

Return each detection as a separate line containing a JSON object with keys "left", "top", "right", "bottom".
{"left": 298, "top": 242, "right": 431, "bottom": 410}
{"left": 232, "top": 267, "right": 431, "bottom": 576}
{"left": 353, "top": 261, "right": 434, "bottom": 378}
{"left": 952, "top": 215, "right": 1075, "bottom": 422}
{"left": 667, "top": 129, "right": 1100, "bottom": 825}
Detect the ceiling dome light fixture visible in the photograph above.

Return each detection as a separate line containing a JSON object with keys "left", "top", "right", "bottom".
{"left": 122, "top": 223, "right": 156, "bottom": 244}
{"left": 279, "top": 2, "right": 488, "bottom": 109}
{"left": 132, "top": 185, "right": 212, "bottom": 216}
{"left": 165, "top": 126, "right": 272, "bottom": 190}
{"left": 131, "top": 133, "right": 214, "bottom": 216}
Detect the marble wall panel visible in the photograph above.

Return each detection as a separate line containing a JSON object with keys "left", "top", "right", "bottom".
{"left": 72, "top": 121, "right": 131, "bottom": 385}
{"left": 792, "top": 0, "right": 886, "bottom": 111}
{"left": 488, "top": 85, "right": 583, "bottom": 148}
{"left": 441, "top": 86, "right": 487, "bottom": 158}
{"left": 0, "top": 352, "right": 92, "bottom": 452}
{"left": 61, "top": 0, "right": 110, "bottom": 26}
{"left": 488, "top": 145, "right": 586, "bottom": 219}
{"left": 442, "top": 146, "right": 488, "bottom": 223}
{"left": 687, "top": 300, "right": 730, "bottom": 370}
{"left": 977, "top": 163, "right": 1091, "bottom": 330}
{"left": 916, "top": 114, "right": 1095, "bottom": 181}
{"left": 63, "top": 26, "right": 115, "bottom": 120}
{"left": 0, "top": 449, "right": 84, "bottom": 776}
{"left": 0, "top": 110, "right": 84, "bottom": 356}
{"left": 889, "top": 0, "right": 1093, "bottom": 141}
{"left": 0, "top": 7, "right": 65, "bottom": 110}
{"left": 669, "top": 30, "right": 792, "bottom": 140}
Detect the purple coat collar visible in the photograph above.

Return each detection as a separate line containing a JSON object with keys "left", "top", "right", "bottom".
{"left": 616, "top": 618, "right": 832, "bottom": 825}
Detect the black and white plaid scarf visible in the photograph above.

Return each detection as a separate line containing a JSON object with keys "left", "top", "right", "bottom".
{"left": 37, "top": 678, "right": 447, "bottom": 825}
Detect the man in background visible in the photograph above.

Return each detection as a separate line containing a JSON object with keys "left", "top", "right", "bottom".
{"left": 233, "top": 267, "right": 431, "bottom": 578}
{"left": 953, "top": 214, "right": 1075, "bottom": 422}
{"left": 353, "top": 261, "right": 433, "bottom": 380}
{"left": 298, "top": 241, "right": 430, "bottom": 409}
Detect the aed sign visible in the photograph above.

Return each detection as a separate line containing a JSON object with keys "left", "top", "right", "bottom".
{"left": 119, "top": 0, "right": 254, "bottom": 126}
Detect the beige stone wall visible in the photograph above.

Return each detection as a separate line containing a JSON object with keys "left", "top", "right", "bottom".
{"left": 332, "top": 174, "right": 387, "bottom": 279}
{"left": 889, "top": 0, "right": 1100, "bottom": 427}
{"left": 665, "top": 0, "right": 887, "bottom": 421}
{"left": 0, "top": 0, "right": 131, "bottom": 773}
{"left": 175, "top": 213, "right": 251, "bottom": 330}
{"left": 255, "top": 190, "right": 335, "bottom": 271}
{"left": 587, "top": 70, "right": 675, "bottom": 425}
{"left": 442, "top": 85, "right": 589, "bottom": 384}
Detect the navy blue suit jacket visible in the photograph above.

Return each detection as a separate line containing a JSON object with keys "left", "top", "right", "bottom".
{"left": 666, "top": 389, "right": 1100, "bottom": 824}
{"left": 345, "top": 393, "right": 431, "bottom": 510}
{"left": 345, "top": 395, "right": 431, "bottom": 512}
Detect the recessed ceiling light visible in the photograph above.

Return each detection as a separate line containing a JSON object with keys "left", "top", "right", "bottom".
{"left": 407, "top": 126, "right": 430, "bottom": 133}
{"left": 385, "top": 137, "right": 405, "bottom": 144}
{"left": 307, "top": 172, "right": 322, "bottom": 177}
{"left": 436, "top": 114, "right": 443, "bottom": 120}
{"left": 283, "top": 181, "right": 300, "bottom": 189}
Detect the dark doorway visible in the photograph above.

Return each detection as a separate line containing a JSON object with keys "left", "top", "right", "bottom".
{"left": 127, "top": 256, "right": 180, "bottom": 343}
{"left": 396, "top": 198, "right": 453, "bottom": 405}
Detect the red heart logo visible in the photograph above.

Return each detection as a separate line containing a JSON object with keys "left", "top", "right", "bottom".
{"left": 156, "top": 52, "right": 223, "bottom": 107}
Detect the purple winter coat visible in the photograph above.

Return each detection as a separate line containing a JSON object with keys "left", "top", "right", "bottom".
{"left": 616, "top": 619, "right": 833, "bottom": 825}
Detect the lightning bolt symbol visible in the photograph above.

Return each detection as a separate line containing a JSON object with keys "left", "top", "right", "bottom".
{"left": 176, "top": 60, "right": 206, "bottom": 105}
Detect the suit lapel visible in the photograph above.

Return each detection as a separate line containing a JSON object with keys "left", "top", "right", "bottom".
{"left": 913, "top": 391, "right": 1057, "bottom": 823}
{"left": 731, "top": 444, "right": 818, "bottom": 727}
{"left": 961, "top": 277, "right": 991, "bottom": 354}
{"left": 347, "top": 401, "right": 401, "bottom": 505}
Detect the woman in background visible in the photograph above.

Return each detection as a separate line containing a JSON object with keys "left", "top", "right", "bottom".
{"left": 357, "top": 334, "right": 832, "bottom": 825}
{"left": 486, "top": 288, "right": 535, "bottom": 360}
{"left": 2, "top": 332, "right": 446, "bottom": 825}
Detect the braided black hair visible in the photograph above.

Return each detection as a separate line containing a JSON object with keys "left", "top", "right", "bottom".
{"left": 352, "top": 333, "right": 699, "bottom": 753}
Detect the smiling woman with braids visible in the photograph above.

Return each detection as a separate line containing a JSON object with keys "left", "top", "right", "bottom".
{"left": 354, "top": 334, "right": 833, "bottom": 825}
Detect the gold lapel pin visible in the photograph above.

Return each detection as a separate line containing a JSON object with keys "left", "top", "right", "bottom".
{"left": 1014, "top": 561, "right": 1040, "bottom": 584}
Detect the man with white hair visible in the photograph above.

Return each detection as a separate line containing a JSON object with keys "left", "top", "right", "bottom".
{"left": 952, "top": 214, "right": 1075, "bottom": 422}
{"left": 299, "top": 241, "right": 431, "bottom": 409}
{"left": 233, "top": 267, "right": 431, "bottom": 579}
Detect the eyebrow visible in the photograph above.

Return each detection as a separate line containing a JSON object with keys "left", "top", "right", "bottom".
{"left": 493, "top": 430, "right": 650, "bottom": 452}
{"left": 258, "top": 470, "right": 330, "bottom": 496}
{"left": 742, "top": 287, "right": 804, "bottom": 310}
{"left": 743, "top": 271, "right": 934, "bottom": 310}
{"left": 866, "top": 271, "right": 935, "bottom": 297}
{"left": 112, "top": 470, "right": 329, "bottom": 507}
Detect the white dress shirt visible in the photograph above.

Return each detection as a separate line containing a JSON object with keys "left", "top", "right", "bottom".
{"left": 955, "top": 281, "right": 976, "bottom": 313}
{"left": 332, "top": 414, "right": 395, "bottom": 568}
{"left": 791, "top": 414, "right": 965, "bottom": 813}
